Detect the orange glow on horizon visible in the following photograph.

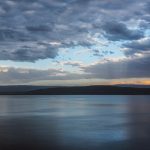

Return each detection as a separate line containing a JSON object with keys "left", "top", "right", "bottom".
{"left": 110, "top": 80, "right": 150, "bottom": 85}
{"left": 84, "top": 79, "right": 150, "bottom": 86}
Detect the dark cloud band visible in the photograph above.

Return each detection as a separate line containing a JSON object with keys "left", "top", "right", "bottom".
{"left": 0, "top": 0, "right": 149, "bottom": 62}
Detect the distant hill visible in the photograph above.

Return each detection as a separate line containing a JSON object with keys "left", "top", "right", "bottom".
{"left": 0, "top": 85, "right": 49, "bottom": 93}
{"left": 0, "top": 85, "right": 149, "bottom": 95}
{"left": 116, "top": 84, "right": 150, "bottom": 88}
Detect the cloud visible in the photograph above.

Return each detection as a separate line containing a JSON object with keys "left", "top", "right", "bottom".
{"left": 123, "top": 37, "right": 150, "bottom": 56}
{"left": 0, "top": 66, "right": 67, "bottom": 84}
{"left": 101, "top": 21, "right": 144, "bottom": 41}
{"left": 0, "top": 0, "right": 149, "bottom": 62}
{"left": 0, "top": 41, "right": 58, "bottom": 62}
{"left": 0, "top": 65, "right": 88, "bottom": 84}
{"left": 82, "top": 54, "right": 150, "bottom": 79}
{"left": 144, "top": 1, "right": 150, "bottom": 13}
{"left": 63, "top": 61, "right": 83, "bottom": 67}
{"left": 26, "top": 25, "right": 50, "bottom": 32}
{"left": 0, "top": 53, "right": 150, "bottom": 84}
{"left": 1, "top": 0, "right": 150, "bottom": 85}
{"left": 0, "top": 29, "right": 31, "bottom": 41}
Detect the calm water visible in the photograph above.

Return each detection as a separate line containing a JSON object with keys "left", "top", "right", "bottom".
{"left": 0, "top": 95, "right": 150, "bottom": 150}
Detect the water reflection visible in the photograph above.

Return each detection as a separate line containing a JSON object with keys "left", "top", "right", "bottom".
{"left": 0, "top": 95, "right": 149, "bottom": 150}
{"left": 128, "top": 96, "right": 150, "bottom": 149}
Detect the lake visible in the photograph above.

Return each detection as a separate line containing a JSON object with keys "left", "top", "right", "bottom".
{"left": 0, "top": 95, "right": 150, "bottom": 150}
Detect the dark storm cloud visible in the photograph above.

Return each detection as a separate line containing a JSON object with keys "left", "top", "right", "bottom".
{"left": 0, "top": 41, "right": 58, "bottom": 62}
{"left": 101, "top": 21, "right": 144, "bottom": 41}
{"left": 123, "top": 38, "right": 150, "bottom": 56}
{"left": 26, "top": 25, "right": 50, "bottom": 32}
{"left": 0, "top": 29, "right": 31, "bottom": 41}
{"left": 82, "top": 54, "right": 150, "bottom": 79}
{"left": 144, "top": 1, "right": 150, "bottom": 13}
{"left": 0, "top": 0, "right": 149, "bottom": 62}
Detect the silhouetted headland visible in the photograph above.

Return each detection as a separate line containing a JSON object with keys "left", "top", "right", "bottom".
{"left": 0, "top": 85, "right": 149, "bottom": 95}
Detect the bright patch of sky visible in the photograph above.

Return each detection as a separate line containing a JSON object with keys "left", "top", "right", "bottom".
{"left": 0, "top": 37, "right": 124, "bottom": 78}
{"left": 0, "top": 40, "right": 124, "bottom": 72}
{"left": 145, "top": 29, "right": 150, "bottom": 36}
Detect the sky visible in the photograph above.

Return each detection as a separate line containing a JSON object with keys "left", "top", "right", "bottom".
{"left": 0, "top": 0, "right": 150, "bottom": 85}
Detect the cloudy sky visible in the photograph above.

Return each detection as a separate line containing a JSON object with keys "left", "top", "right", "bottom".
{"left": 0, "top": 0, "right": 150, "bottom": 85}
